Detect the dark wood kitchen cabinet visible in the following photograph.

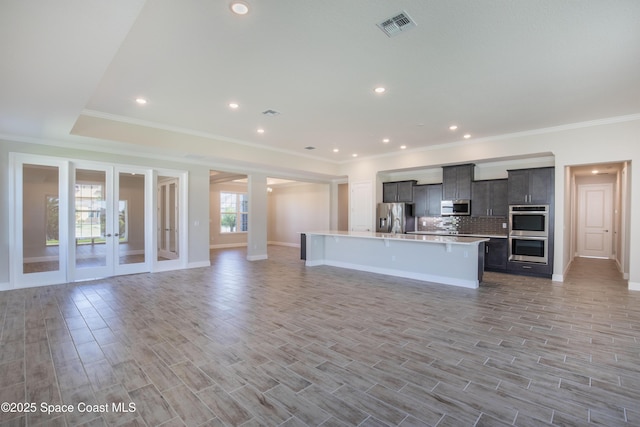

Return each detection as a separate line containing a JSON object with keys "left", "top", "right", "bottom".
{"left": 507, "top": 167, "right": 554, "bottom": 205}
{"left": 472, "top": 179, "right": 508, "bottom": 217}
{"left": 412, "top": 184, "right": 442, "bottom": 217}
{"left": 442, "top": 164, "right": 474, "bottom": 200}
{"left": 383, "top": 180, "right": 417, "bottom": 203}
{"left": 484, "top": 238, "right": 508, "bottom": 272}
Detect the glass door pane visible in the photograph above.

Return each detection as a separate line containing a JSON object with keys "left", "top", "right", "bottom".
{"left": 22, "top": 164, "right": 60, "bottom": 274}
{"left": 157, "top": 176, "right": 179, "bottom": 261}
{"left": 117, "top": 172, "right": 146, "bottom": 266}
{"left": 74, "top": 168, "right": 110, "bottom": 277}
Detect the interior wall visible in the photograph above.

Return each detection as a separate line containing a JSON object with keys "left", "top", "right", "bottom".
{"left": 338, "top": 183, "right": 349, "bottom": 231}
{"left": 267, "top": 183, "right": 330, "bottom": 246}
{"left": 209, "top": 181, "right": 248, "bottom": 248}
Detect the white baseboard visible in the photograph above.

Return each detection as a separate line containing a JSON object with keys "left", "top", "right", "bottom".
{"left": 247, "top": 254, "right": 268, "bottom": 261}
{"left": 210, "top": 243, "right": 247, "bottom": 249}
{"left": 188, "top": 261, "right": 211, "bottom": 269}
{"left": 0, "top": 282, "right": 11, "bottom": 292}
{"left": 629, "top": 281, "right": 640, "bottom": 291}
{"left": 268, "top": 241, "right": 301, "bottom": 248}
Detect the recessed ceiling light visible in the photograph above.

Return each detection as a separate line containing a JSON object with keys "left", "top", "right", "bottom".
{"left": 449, "top": 125, "right": 458, "bottom": 131}
{"left": 352, "top": 153, "right": 358, "bottom": 157}
{"left": 229, "top": 102, "right": 239, "bottom": 109}
{"left": 333, "top": 148, "right": 339, "bottom": 153}
{"left": 374, "top": 87, "right": 386, "bottom": 94}
{"left": 230, "top": 2, "right": 249, "bottom": 15}
{"left": 257, "top": 128, "right": 265, "bottom": 134}
{"left": 135, "top": 98, "right": 147, "bottom": 105}
{"left": 400, "top": 145, "right": 407, "bottom": 149}
{"left": 382, "top": 138, "right": 390, "bottom": 143}
{"left": 463, "top": 134, "right": 471, "bottom": 139}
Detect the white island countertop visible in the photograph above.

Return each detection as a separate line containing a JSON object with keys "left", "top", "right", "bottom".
{"left": 304, "top": 230, "right": 489, "bottom": 245}
{"left": 302, "top": 231, "right": 488, "bottom": 288}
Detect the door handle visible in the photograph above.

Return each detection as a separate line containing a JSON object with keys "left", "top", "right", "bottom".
{"left": 604, "top": 230, "right": 609, "bottom": 232}
{"left": 106, "top": 234, "right": 112, "bottom": 237}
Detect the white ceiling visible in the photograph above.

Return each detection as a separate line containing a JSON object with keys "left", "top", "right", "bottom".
{"left": 2, "top": 1, "right": 640, "bottom": 163}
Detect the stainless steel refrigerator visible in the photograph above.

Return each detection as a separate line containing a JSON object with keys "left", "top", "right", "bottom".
{"left": 376, "top": 203, "right": 414, "bottom": 233}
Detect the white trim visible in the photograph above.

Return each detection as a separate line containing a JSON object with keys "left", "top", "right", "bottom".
{"left": 629, "top": 282, "right": 640, "bottom": 291}
{"left": 0, "top": 282, "right": 11, "bottom": 291}
{"left": 307, "top": 260, "right": 479, "bottom": 289}
{"left": 188, "top": 261, "right": 211, "bottom": 269}
{"left": 210, "top": 243, "right": 247, "bottom": 249}
{"left": 552, "top": 273, "right": 564, "bottom": 282}
{"left": 247, "top": 254, "right": 268, "bottom": 261}
{"left": 268, "top": 241, "right": 300, "bottom": 248}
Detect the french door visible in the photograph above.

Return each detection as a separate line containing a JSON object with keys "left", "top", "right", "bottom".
{"left": 11, "top": 154, "right": 185, "bottom": 289}
{"left": 72, "top": 163, "right": 150, "bottom": 281}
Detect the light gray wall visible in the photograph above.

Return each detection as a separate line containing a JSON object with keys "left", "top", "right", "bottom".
{"left": 267, "top": 183, "right": 330, "bottom": 246}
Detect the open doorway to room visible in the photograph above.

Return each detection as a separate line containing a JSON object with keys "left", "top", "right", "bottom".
{"left": 567, "top": 161, "right": 630, "bottom": 279}
{"left": 209, "top": 170, "right": 333, "bottom": 260}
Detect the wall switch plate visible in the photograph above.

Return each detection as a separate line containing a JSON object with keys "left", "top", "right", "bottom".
{"left": 502, "top": 222, "right": 507, "bottom": 228}
{"left": 422, "top": 220, "right": 427, "bottom": 226}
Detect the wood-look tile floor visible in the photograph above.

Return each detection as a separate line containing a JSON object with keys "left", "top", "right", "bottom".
{"left": 1, "top": 247, "right": 638, "bottom": 426}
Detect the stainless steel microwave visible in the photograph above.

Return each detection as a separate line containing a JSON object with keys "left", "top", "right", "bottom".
{"left": 441, "top": 199, "right": 471, "bottom": 216}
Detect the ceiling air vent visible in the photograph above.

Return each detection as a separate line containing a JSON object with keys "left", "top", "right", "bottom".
{"left": 304, "top": 146, "right": 316, "bottom": 150}
{"left": 377, "top": 11, "right": 417, "bottom": 37}
{"left": 262, "top": 109, "right": 280, "bottom": 116}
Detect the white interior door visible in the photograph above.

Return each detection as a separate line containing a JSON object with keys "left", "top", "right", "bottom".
{"left": 73, "top": 164, "right": 151, "bottom": 281}
{"left": 350, "top": 180, "right": 373, "bottom": 231}
{"left": 11, "top": 156, "right": 69, "bottom": 288}
{"left": 577, "top": 183, "right": 613, "bottom": 258}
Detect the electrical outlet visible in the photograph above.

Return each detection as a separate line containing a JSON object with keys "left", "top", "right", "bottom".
{"left": 502, "top": 222, "right": 507, "bottom": 228}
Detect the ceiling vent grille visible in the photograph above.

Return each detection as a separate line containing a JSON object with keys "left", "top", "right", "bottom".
{"left": 262, "top": 109, "right": 280, "bottom": 116}
{"left": 377, "top": 11, "right": 416, "bottom": 37}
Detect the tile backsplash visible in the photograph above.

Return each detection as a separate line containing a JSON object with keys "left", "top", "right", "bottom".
{"left": 416, "top": 216, "right": 508, "bottom": 236}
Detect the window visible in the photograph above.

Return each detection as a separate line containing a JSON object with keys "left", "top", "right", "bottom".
{"left": 45, "top": 195, "right": 59, "bottom": 246}
{"left": 220, "top": 192, "right": 248, "bottom": 233}
{"left": 75, "top": 183, "right": 105, "bottom": 243}
{"left": 73, "top": 183, "right": 130, "bottom": 244}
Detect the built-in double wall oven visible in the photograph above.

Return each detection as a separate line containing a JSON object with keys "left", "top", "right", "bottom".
{"left": 509, "top": 205, "right": 549, "bottom": 264}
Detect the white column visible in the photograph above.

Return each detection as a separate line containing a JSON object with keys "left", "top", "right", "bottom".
{"left": 247, "top": 173, "right": 268, "bottom": 261}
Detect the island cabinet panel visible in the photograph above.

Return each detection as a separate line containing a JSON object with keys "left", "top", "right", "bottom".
{"left": 442, "top": 164, "right": 474, "bottom": 200}
{"left": 484, "top": 238, "right": 508, "bottom": 271}
{"left": 507, "top": 167, "right": 554, "bottom": 205}
{"left": 304, "top": 231, "right": 488, "bottom": 288}
{"left": 383, "top": 180, "right": 417, "bottom": 203}
{"left": 472, "top": 179, "right": 508, "bottom": 217}
{"left": 413, "top": 184, "right": 442, "bottom": 217}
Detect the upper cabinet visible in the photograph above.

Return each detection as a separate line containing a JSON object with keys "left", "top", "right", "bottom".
{"left": 442, "top": 164, "right": 474, "bottom": 200}
{"left": 383, "top": 180, "right": 417, "bottom": 203}
{"left": 472, "top": 179, "right": 508, "bottom": 217}
{"left": 507, "top": 167, "right": 554, "bottom": 205}
{"left": 413, "top": 184, "right": 443, "bottom": 217}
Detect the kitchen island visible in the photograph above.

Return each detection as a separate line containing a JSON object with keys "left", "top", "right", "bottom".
{"left": 303, "top": 231, "right": 489, "bottom": 288}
